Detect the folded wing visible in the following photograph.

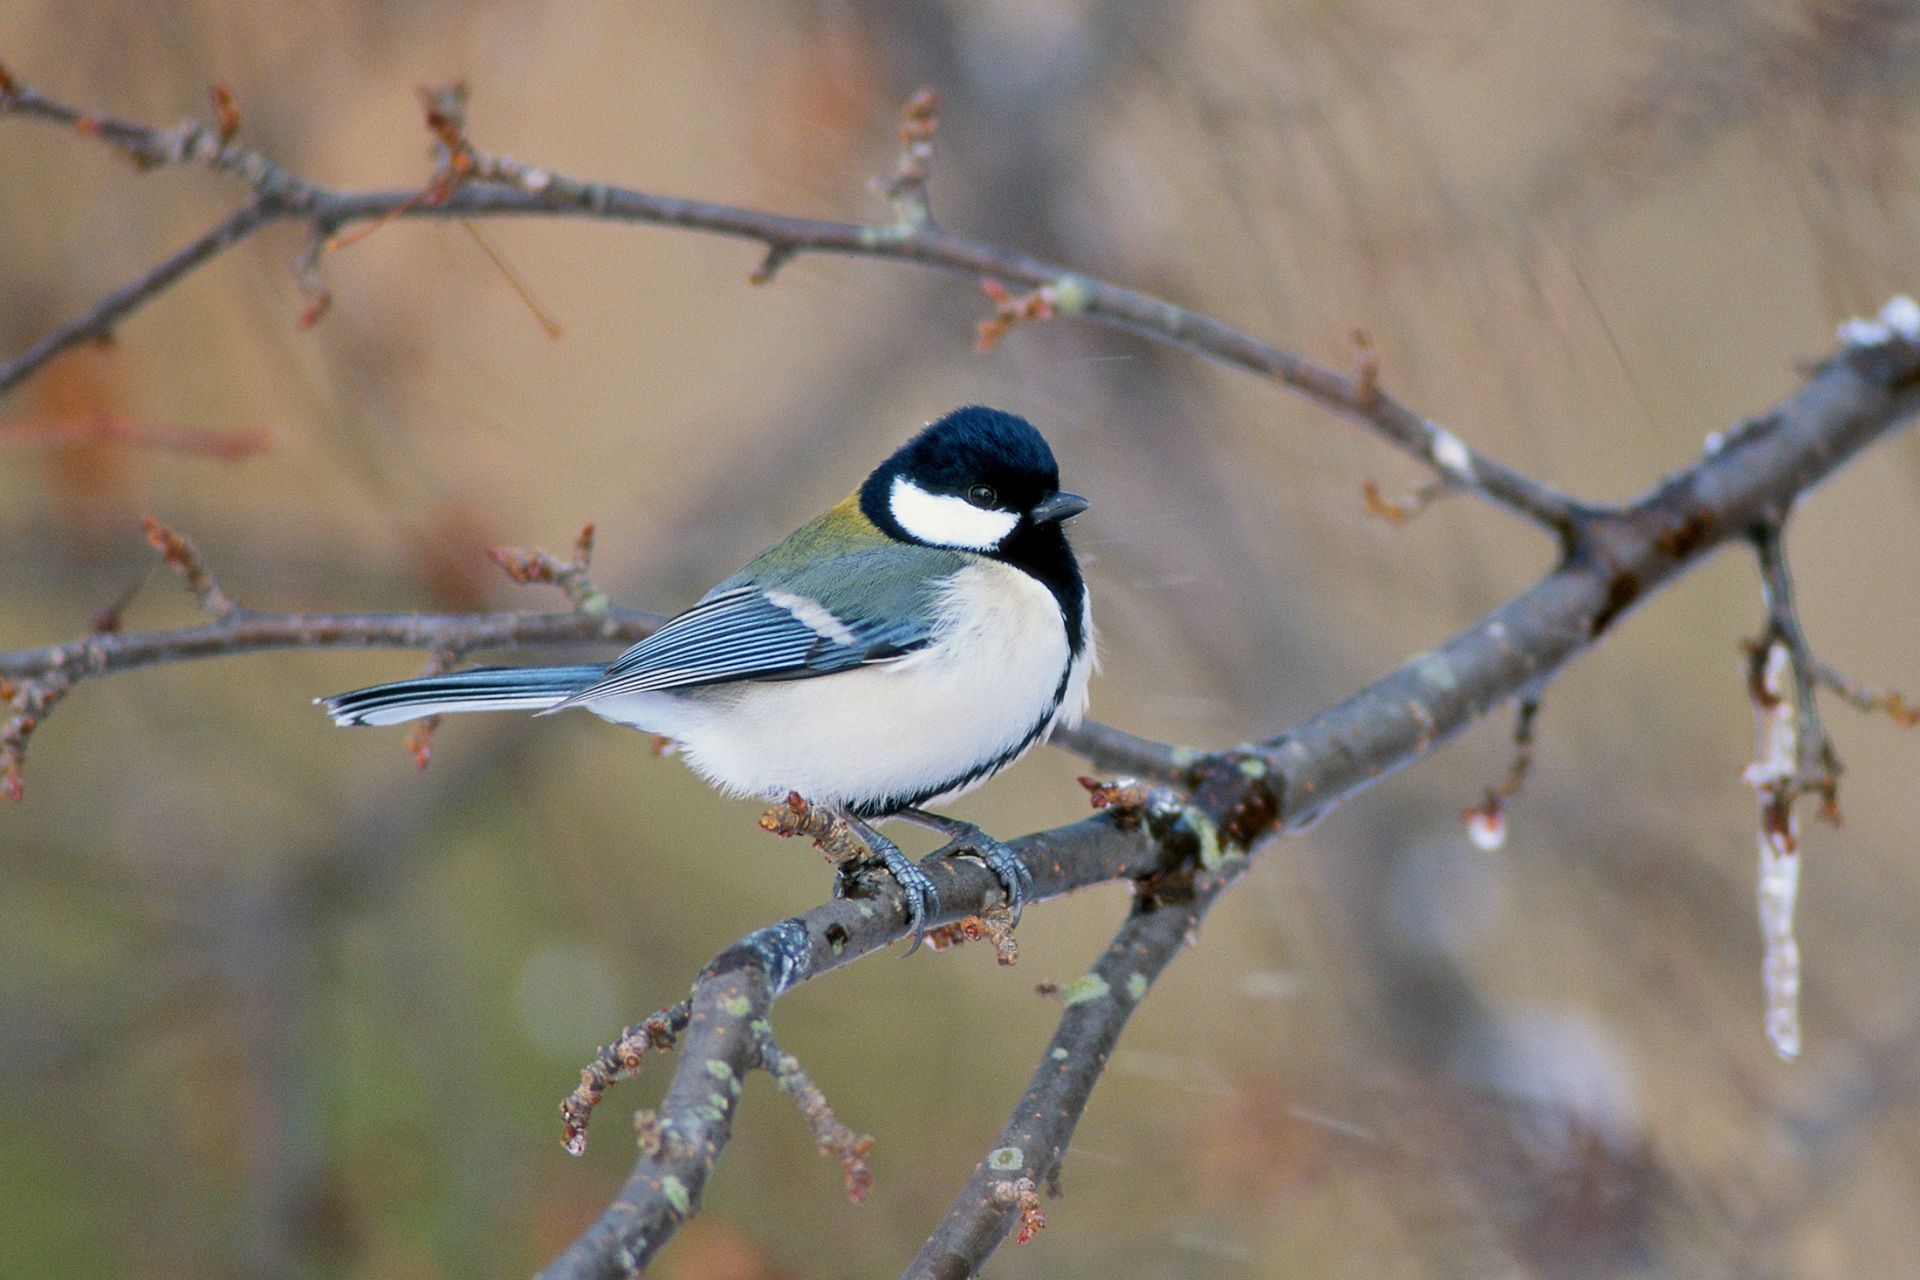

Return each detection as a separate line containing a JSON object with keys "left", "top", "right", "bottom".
{"left": 554, "top": 583, "right": 928, "bottom": 707}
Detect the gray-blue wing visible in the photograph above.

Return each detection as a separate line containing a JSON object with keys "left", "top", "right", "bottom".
{"left": 561, "top": 585, "right": 929, "bottom": 703}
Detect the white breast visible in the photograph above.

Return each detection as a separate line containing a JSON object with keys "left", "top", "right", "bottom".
{"left": 591, "top": 562, "right": 1085, "bottom": 812}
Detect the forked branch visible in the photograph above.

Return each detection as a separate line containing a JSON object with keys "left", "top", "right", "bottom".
{"left": 6, "top": 64, "right": 1920, "bottom": 1280}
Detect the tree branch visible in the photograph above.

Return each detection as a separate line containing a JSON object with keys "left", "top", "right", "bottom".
{"left": 8, "top": 67, "right": 1920, "bottom": 1280}
{"left": 0, "top": 586, "right": 1171, "bottom": 792}
{"left": 539, "top": 333, "right": 1920, "bottom": 1276}
{"left": 0, "top": 199, "right": 276, "bottom": 396}
{"left": 0, "top": 77, "right": 1585, "bottom": 534}
{"left": 905, "top": 873, "right": 1232, "bottom": 1278}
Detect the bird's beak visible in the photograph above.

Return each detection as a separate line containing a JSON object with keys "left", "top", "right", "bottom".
{"left": 1030, "top": 491, "right": 1090, "bottom": 525}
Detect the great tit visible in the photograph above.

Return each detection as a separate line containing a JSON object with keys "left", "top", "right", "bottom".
{"left": 320, "top": 406, "right": 1093, "bottom": 946}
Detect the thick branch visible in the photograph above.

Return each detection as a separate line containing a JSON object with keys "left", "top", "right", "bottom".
{"left": 905, "top": 875, "right": 1230, "bottom": 1278}
{"left": 9, "top": 73, "right": 1920, "bottom": 1280}
{"left": 536, "top": 814, "right": 1183, "bottom": 1280}
{"left": 542, "top": 336, "right": 1920, "bottom": 1276}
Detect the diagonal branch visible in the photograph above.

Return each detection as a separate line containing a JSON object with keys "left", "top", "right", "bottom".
{"left": 9, "top": 67, "right": 1920, "bottom": 1280}
{"left": 905, "top": 873, "right": 1232, "bottom": 1278}
{"left": 1, "top": 295, "right": 1915, "bottom": 1274}
{"left": 0, "top": 200, "right": 276, "bottom": 396}
{"left": 537, "top": 332, "right": 1920, "bottom": 1277}
{"left": 0, "top": 77, "right": 1585, "bottom": 534}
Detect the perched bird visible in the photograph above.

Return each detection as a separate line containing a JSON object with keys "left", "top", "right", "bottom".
{"left": 320, "top": 406, "right": 1093, "bottom": 946}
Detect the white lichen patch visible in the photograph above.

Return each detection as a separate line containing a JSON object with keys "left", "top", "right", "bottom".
{"left": 660, "top": 1175, "right": 691, "bottom": 1215}
{"left": 1429, "top": 427, "right": 1476, "bottom": 482}
{"left": 1836, "top": 294, "right": 1920, "bottom": 348}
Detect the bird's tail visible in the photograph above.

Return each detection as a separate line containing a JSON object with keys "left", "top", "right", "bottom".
{"left": 319, "top": 664, "right": 605, "bottom": 727}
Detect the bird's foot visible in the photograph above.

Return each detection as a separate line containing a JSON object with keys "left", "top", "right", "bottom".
{"left": 899, "top": 809, "right": 1033, "bottom": 930}
{"left": 834, "top": 810, "right": 940, "bottom": 953}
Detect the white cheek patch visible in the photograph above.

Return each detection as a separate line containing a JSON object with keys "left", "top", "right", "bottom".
{"left": 889, "top": 476, "right": 1019, "bottom": 551}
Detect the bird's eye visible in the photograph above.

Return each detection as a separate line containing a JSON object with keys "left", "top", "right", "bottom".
{"left": 965, "top": 483, "right": 999, "bottom": 509}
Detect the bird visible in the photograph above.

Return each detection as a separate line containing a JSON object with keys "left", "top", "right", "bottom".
{"left": 319, "top": 406, "right": 1094, "bottom": 948}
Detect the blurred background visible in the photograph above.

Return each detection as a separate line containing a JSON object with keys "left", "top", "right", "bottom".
{"left": 5, "top": 2, "right": 1920, "bottom": 1276}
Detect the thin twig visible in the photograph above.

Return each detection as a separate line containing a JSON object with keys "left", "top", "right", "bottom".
{"left": 560, "top": 1001, "right": 693, "bottom": 1157}
{"left": 0, "top": 77, "right": 1587, "bottom": 534}
{"left": 0, "top": 594, "right": 1173, "bottom": 792}
{"left": 1752, "top": 527, "right": 1842, "bottom": 816}
{"left": 1460, "top": 696, "right": 1540, "bottom": 851}
{"left": 0, "top": 200, "right": 276, "bottom": 396}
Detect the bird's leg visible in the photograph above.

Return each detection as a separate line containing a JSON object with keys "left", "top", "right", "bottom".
{"left": 832, "top": 806, "right": 940, "bottom": 954}
{"left": 895, "top": 808, "right": 1033, "bottom": 929}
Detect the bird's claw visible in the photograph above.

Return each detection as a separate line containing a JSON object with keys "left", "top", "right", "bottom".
{"left": 834, "top": 830, "right": 940, "bottom": 954}
{"left": 928, "top": 826, "right": 1032, "bottom": 930}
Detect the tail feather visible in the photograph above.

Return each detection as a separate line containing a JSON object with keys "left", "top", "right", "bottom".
{"left": 319, "top": 664, "right": 604, "bottom": 727}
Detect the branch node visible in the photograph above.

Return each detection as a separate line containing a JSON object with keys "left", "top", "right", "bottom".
{"left": 416, "top": 81, "right": 477, "bottom": 199}
{"left": 991, "top": 1176, "right": 1047, "bottom": 1243}
{"left": 748, "top": 242, "right": 796, "bottom": 286}
{"left": 1351, "top": 328, "right": 1381, "bottom": 409}
{"left": 488, "top": 523, "right": 608, "bottom": 615}
{"left": 1360, "top": 477, "right": 1447, "bottom": 526}
{"left": 208, "top": 83, "right": 240, "bottom": 145}
{"left": 1077, "top": 774, "right": 1152, "bottom": 826}
{"left": 2, "top": 674, "right": 73, "bottom": 802}
{"left": 976, "top": 278, "right": 1059, "bottom": 352}
{"left": 758, "top": 791, "right": 866, "bottom": 864}
{"left": 91, "top": 566, "right": 154, "bottom": 635}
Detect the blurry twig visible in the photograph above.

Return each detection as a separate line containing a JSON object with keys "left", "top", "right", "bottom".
{"left": 1738, "top": 520, "right": 1918, "bottom": 1060}
{"left": 1750, "top": 528, "right": 1842, "bottom": 819}
{"left": 6, "top": 67, "right": 1920, "bottom": 1280}
{"left": 0, "top": 75, "right": 1586, "bottom": 534}
{"left": 141, "top": 515, "right": 240, "bottom": 619}
{"left": 488, "top": 523, "right": 608, "bottom": 615}
{"left": 0, "top": 414, "right": 269, "bottom": 459}
{"left": 401, "top": 647, "right": 461, "bottom": 771}
{"left": 876, "top": 87, "right": 939, "bottom": 229}
{"left": 754, "top": 1024, "right": 875, "bottom": 1203}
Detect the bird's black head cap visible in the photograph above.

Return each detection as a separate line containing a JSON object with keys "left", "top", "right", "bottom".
{"left": 860, "top": 406, "right": 1088, "bottom": 651}
{"left": 865, "top": 406, "right": 1060, "bottom": 510}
